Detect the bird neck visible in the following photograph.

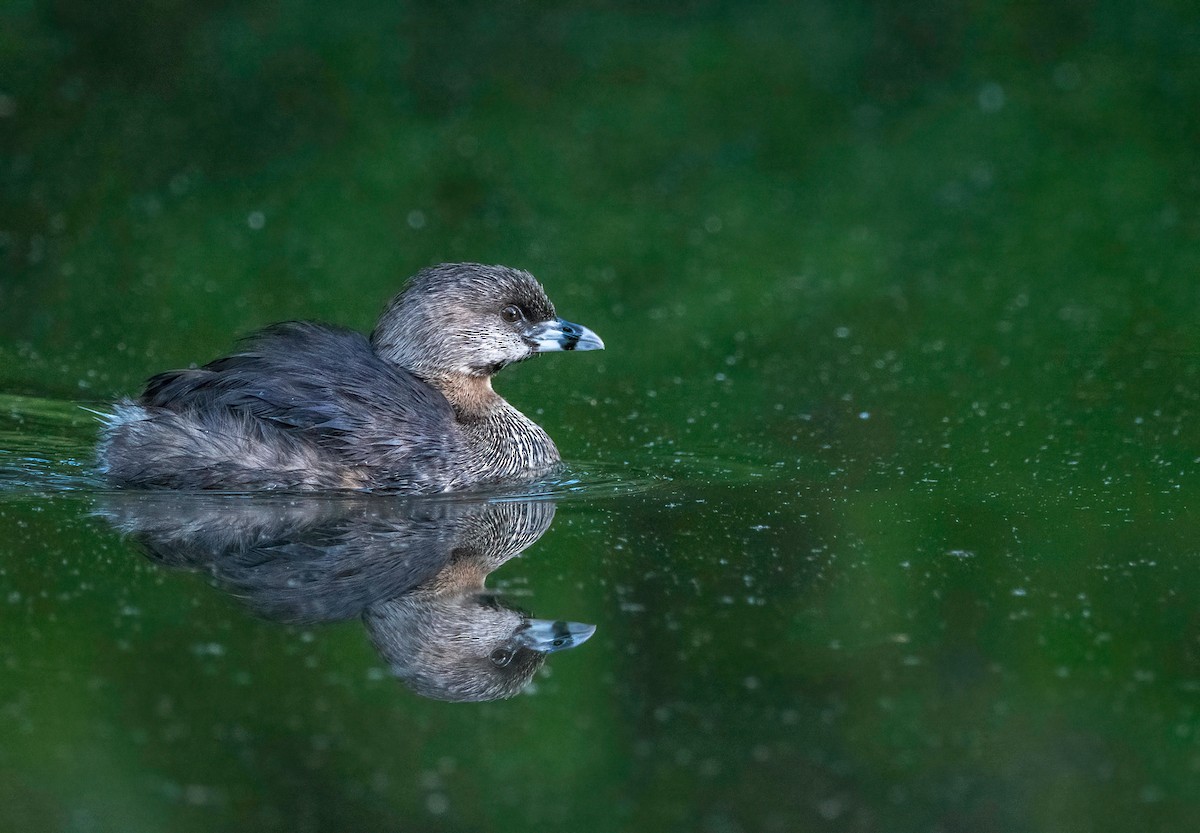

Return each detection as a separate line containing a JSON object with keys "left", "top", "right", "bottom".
{"left": 428, "top": 374, "right": 561, "bottom": 477}
{"left": 429, "top": 374, "right": 504, "bottom": 421}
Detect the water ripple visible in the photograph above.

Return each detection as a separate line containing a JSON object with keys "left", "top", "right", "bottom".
{"left": 0, "top": 394, "right": 666, "bottom": 501}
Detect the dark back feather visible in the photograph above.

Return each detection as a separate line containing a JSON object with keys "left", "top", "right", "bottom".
{"left": 128, "top": 322, "right": 465, "bottom": 489}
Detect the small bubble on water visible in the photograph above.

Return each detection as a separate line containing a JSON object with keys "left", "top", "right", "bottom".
{"left": 817, "top": 797, "right": 844, "bottom": 820}
{"left": 1139, "top": 785, "right": 1164, "bottom": 804}
{"left": 247, "top": 211, "right": 265, "bottom": 230}
{"left": 183, "top": 784, "right": 214, "bottom": 806}
{"left": 978, "top": 82, "right": 1005, "bottom": 113}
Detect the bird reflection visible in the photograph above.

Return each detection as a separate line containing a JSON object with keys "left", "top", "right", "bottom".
{"left": 96, "top": 493, "right": 595, "bottom": 702}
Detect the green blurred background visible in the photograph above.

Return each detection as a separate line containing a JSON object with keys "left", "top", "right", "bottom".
{"left": 2, "top": 1, "right": 1200, "bottom": 831}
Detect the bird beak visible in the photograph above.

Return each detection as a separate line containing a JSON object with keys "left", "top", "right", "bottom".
{"left": 517, "top": 619, "right": 597, "bottom": 653}
{"left": 527, "top": 318, "right": 605, "bottom": 352}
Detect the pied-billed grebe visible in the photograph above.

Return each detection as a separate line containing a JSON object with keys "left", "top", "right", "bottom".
{"left": 98, "top": 263, "right": 603, "bottom": 491}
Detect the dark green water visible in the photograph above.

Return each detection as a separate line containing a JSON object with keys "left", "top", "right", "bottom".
{"left": 3, "top": 1, "right": 1200, "bottom": 831}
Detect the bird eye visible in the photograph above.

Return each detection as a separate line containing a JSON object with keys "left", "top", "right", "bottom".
{"left": 500, "top": 304, "right": 522, "bottom": 323}
{"left": 490, "top": 648, "right": 514, "bottom": 667}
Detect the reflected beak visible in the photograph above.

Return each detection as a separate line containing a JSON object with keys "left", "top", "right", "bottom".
{"left": 527, "top": 318, "right": 604, "bottom": 352}
{"left": 517, "top": 619, "right": 597, "bottom": 653}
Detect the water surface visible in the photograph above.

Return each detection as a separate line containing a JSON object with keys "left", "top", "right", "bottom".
{"left": 3, "top": 2, "right": 1200, "bottom": 831}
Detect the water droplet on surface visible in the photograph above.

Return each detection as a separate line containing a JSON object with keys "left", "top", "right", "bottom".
{"left": 978, "top": 83, "right": 1005, "bottom": 112}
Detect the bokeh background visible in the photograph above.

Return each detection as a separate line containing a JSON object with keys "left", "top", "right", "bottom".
{"left": 2, "top": 1, "right": 1200, "bottom": 831}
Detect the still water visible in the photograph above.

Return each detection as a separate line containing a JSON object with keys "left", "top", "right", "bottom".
{"left": 3, "top": 1, "right": 1200, "bottom": 831}
{"left": 2, "top": 375, "right": 1198, "bottom": 831}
